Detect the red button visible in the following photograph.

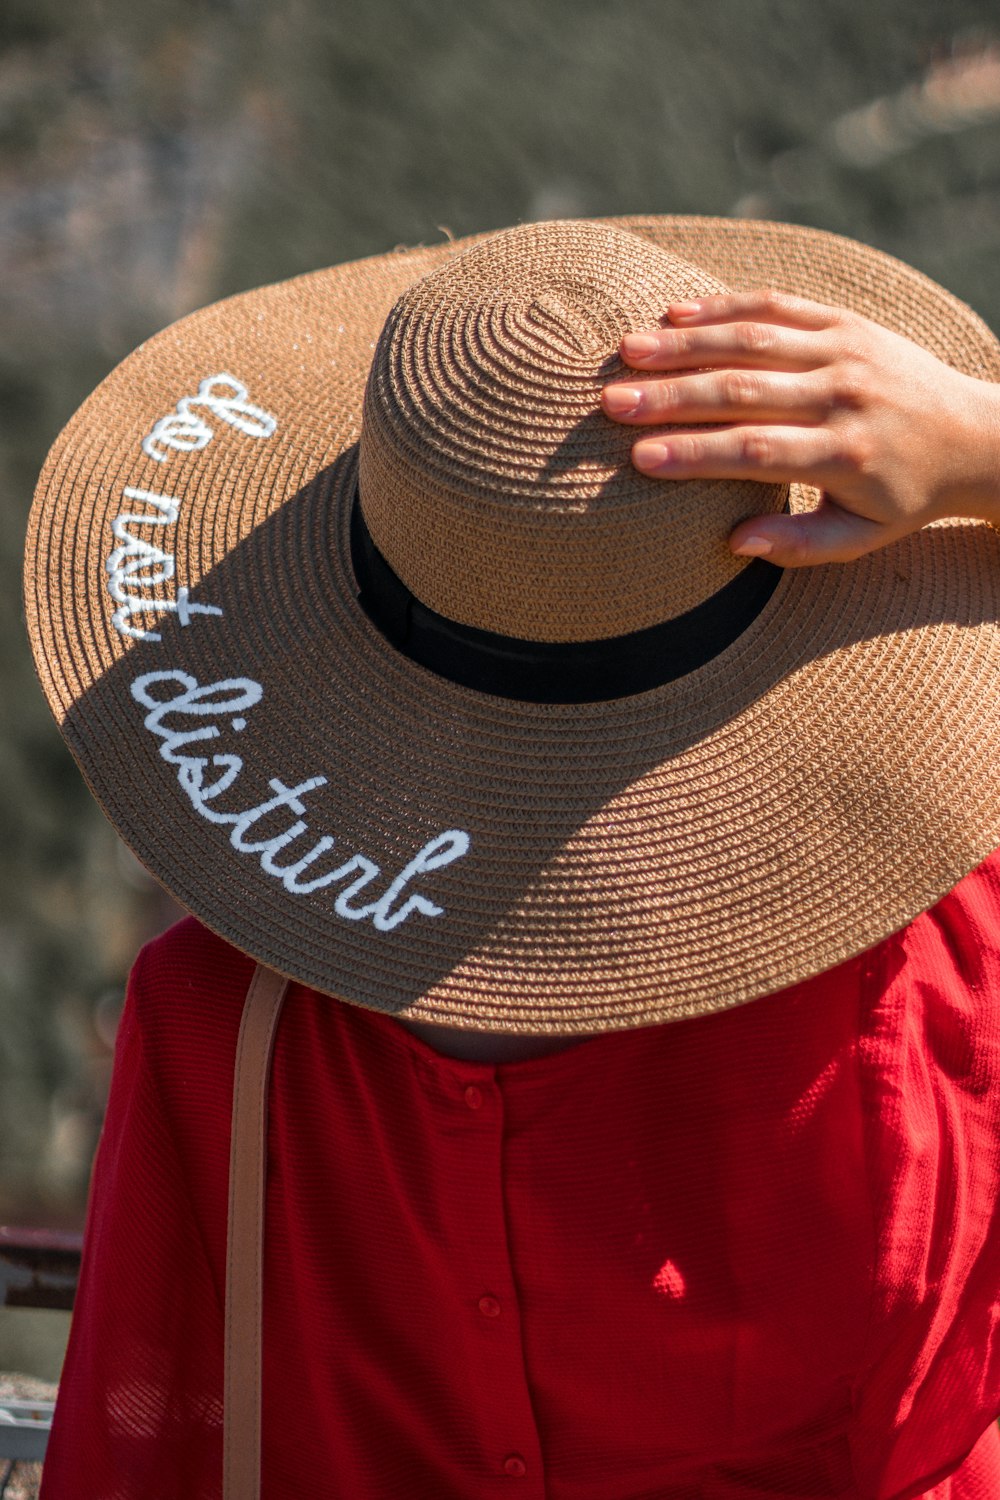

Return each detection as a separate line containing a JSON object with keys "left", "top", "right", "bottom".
{"left": 478, "top": 1295, "right": 501, "bottom": 1318}
{"left": 464, "top": 1085, "right": 483, "bottom": 1110}
{"left": 503, "top": 1454, "right": 527, "bottom": 1477}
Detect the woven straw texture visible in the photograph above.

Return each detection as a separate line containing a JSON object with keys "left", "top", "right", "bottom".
{"left": 24, "top": 216, "right": 1000, "bottom": 1031}
{"left": 360, "top": 222, "right": 791, "bottom": 640}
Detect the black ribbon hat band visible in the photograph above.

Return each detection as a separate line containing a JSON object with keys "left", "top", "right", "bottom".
{"left": 350, "top": 492, "right": 782, "bottom": 704}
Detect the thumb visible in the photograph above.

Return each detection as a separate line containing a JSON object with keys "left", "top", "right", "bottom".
{"left": 728, "top": 498, "right": 889, "bottom": 568}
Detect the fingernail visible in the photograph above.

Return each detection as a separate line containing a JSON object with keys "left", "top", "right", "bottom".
{"left": 731, "top": 534, "right": 773, "bottom": 558}
{"left": 602, "top": 385, "right": 643, "bottom": 417}
{"left": 633, "top": 439, "right": 671, "bottom": 472}
{"left": 668, "top": 301, "right": 702, "bottom": 319}
{"left": 621, "top": 333, "right": 659, "bottom": 360}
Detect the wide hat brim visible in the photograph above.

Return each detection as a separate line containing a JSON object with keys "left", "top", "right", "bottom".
{"left": 25, "top": 215, "right": 1000, "bottom": 1032}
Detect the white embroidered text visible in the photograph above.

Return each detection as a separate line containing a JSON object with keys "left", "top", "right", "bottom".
{"left": 106, "top": 486, "right": 223, "bottom": 642}
{"left": 141, "top": 374, "right": 277, "bottom": 464}
{"left": 130, "top": 669, "right": 471, "bottom": 931}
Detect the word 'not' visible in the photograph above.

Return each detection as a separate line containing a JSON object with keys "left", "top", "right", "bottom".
{"left": 107, "top": 486, "right": 222, "bottom": 642}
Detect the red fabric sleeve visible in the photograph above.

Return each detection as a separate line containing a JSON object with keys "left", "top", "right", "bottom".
{"left": 39, "top": 944, "right": 225, "bottom": 1500}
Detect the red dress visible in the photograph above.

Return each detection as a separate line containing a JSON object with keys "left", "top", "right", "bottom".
{"left": 40, "top": 853, "right": 1000, "bottom": 1498}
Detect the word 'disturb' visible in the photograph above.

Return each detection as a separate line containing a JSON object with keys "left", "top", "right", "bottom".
{"left": 130, "top": 669, "right": 471, "bottom": 933}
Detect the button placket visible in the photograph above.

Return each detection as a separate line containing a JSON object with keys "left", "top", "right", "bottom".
{"left": 446, "top": 1068, "right": 546, "bottom": 1495}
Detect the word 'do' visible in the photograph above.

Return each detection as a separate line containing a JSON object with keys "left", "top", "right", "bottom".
{"left": 142, "top": 374, "right": 277, "bottom": 464}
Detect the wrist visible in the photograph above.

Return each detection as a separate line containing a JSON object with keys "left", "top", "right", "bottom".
{"left": 951, "top": 374, "right": 1000, "bottom": 527}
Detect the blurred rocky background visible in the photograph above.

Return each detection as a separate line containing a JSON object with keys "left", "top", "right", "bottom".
{"left": 2, "top": 0, "right": 1000, "bottom": 1381}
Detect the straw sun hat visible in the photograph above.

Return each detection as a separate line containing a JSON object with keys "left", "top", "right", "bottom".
{"left": 24, "top": 216, "right": 1000, "bottom": 1032}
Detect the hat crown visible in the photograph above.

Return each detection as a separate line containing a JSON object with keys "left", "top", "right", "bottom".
{"left": 359, "top": 220, "right": 787, "bottom": 643}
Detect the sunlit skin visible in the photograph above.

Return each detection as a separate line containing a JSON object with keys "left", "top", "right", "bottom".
{"left": 601, "top": 290, "right": 1000, "bottom": 567}
{"left": 398, "top": 294, "right": 1000, "bottom": 1062}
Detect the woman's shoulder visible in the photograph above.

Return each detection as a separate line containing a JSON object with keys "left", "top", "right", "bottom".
{"left": 125, "top": 917, "right": 259, "bottom": 1088}
{"left": 133, "top": 915, "right": 257, "bottom": 1009}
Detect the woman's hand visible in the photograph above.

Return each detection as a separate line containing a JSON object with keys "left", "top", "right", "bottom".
{"left": 601, "top": 291, "right": 1000, "bottom": 567}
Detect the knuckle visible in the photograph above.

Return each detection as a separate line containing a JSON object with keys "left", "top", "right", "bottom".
{"left": 832, "top": 370, "right": 869, "bottom": 411}
{"left": 722, "top": 370, "right": 760, "bottom": 407}
{"left": 672, "top": 435, "right": 704, "bottom": 465}
{"left": 819, "top": 302, "right": 859, "bottom": 339}
{"left": 836, "top": 430, "right": 876, "bottom": 475}
{"left": 838, "top": 326, "right": 873, "bottom": 365}
{"left": 654, "top": 379, "right": 681, "bottom": 413}
{"left": 737, "top": 429, "right": 774, "bottom": 467}
{"left": 780, "top": 528, "right": 811, "bottom": 566}
{"left": 756, "top": 289, "right": 788, "bottom": 318}
{"left": 735, "top": 321, "right": 772, "bottom": 355}
{"left": 785, "top": 519, "right": 815, "bottom": 564}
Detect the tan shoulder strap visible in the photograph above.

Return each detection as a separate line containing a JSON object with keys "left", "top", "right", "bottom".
{"left": 224, "top": 964, "right": 289, "bottom": 1500}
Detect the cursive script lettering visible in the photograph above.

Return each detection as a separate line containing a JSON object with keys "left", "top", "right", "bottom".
{"left": 130, "top": 670, "right": 471, "bottom": 931}
{"left": 141, "top": 374, "right": 277, "bottom": 463}
{"left": 106, "top": 486, "right": 223, "bottom": 641}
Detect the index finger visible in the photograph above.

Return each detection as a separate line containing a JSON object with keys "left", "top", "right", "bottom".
{"left": 618, "top": 320, "right": 830, "bottom": 373}
{"left": 665, "top": 289, "right": 844, "bottom": 331}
